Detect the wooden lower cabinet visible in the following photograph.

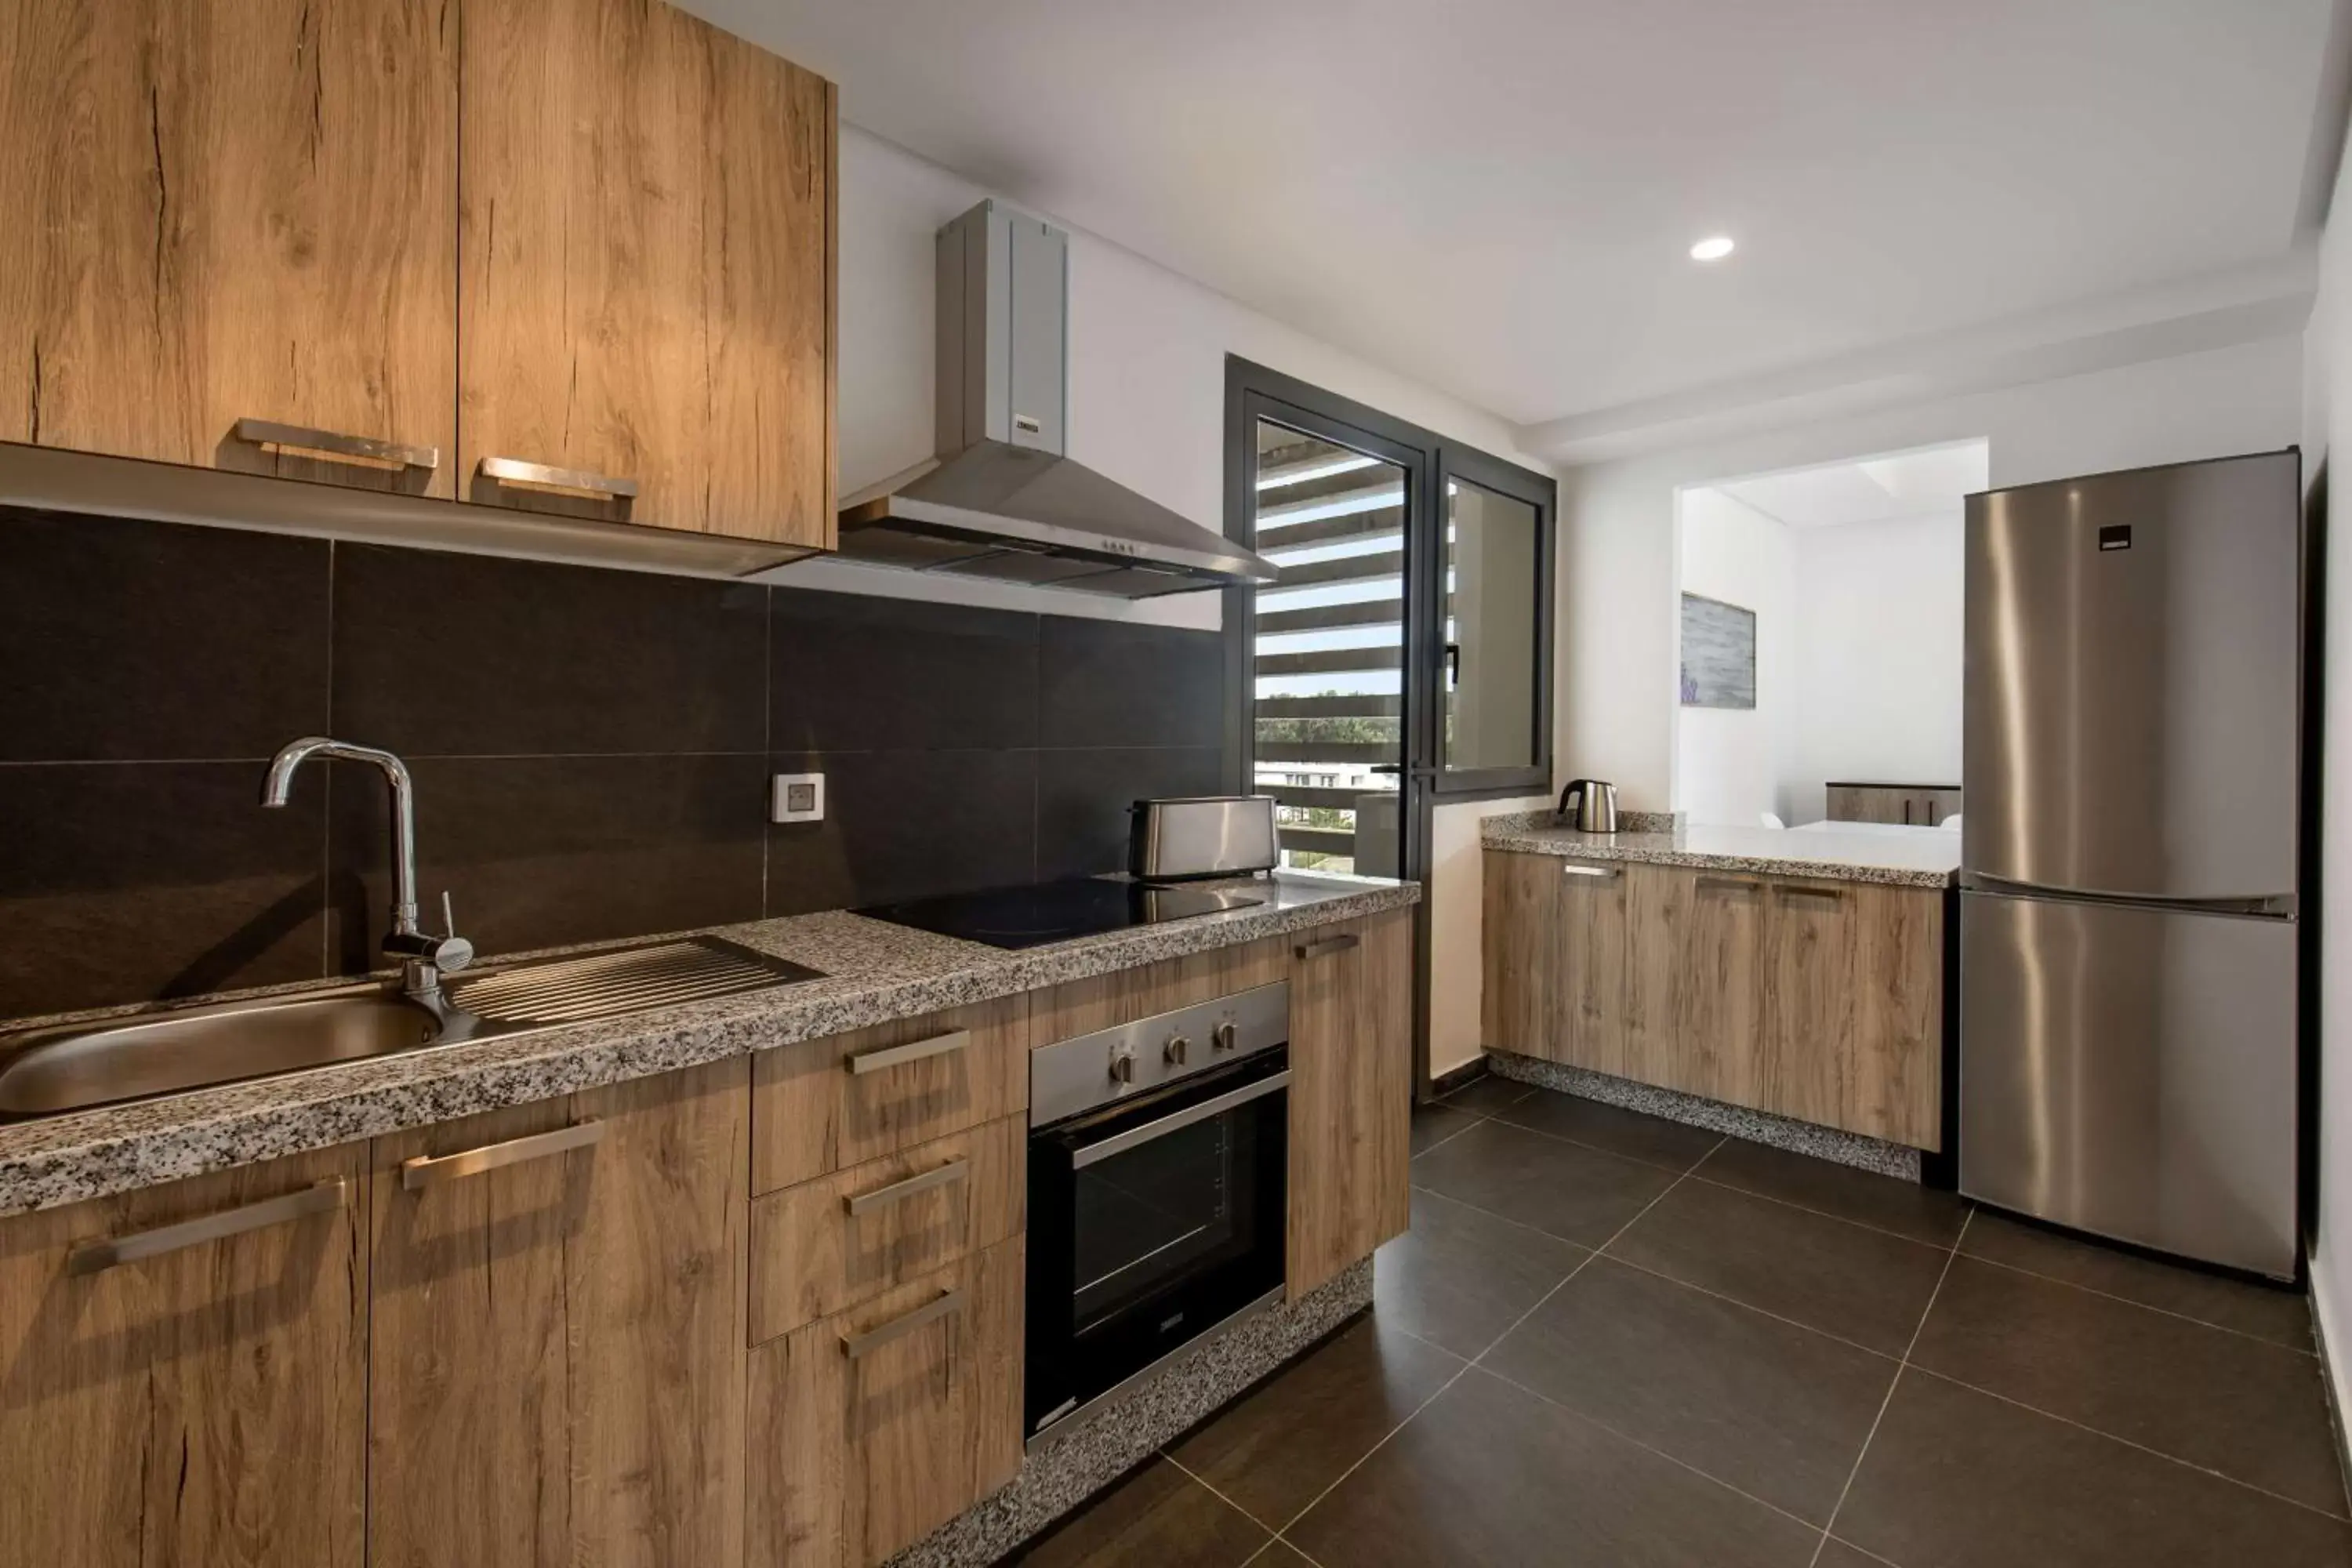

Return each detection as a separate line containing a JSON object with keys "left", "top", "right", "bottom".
{"left": 1483, "top": 851, "right": 1632, "bottom": 1074}
{"left": 1288, "top": 909, "right": 1414, "bottom": 1301}
{"left": 366, "top": 1057, "right": 750, "bottom": 1568}
{"left": 746, "top": 1237, "right": 1025, "bottom": 1568}
{"left": 1480, "top": 844, "right": 1559, "bottom": 1058}
{"left": 1760, "top": 879, "right": 1942, "bottom": 1149}
{"left": 0, "top": 1143, "right": 368, "bottom": 1568}
{"left": 1624, "top": 866, "right": 1766, "bottom": 1106}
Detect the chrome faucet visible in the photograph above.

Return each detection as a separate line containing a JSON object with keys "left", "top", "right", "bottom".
{"left": 261, "top": 738, "right": 474, "bottom": 999}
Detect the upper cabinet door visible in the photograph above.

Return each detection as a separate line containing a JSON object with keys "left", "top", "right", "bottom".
{"left": 459, "top": 0, "right": 835, "bottom": 547}
{"left": 0, "top": 0, "right": 457, "bottom": 493}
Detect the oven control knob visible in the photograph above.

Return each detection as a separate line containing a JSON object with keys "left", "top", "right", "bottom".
{"left": 1211, "top": 1021, "right": 1239, "bottom": 1054}
{"left": 1109, "top": 1043, "right": 1136, "bottom": 1085}
{"left": 1164, "top": 1034, "right": 1191, "bottom": 1066}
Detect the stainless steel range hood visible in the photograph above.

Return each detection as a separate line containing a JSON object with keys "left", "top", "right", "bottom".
{"left": 833, "top": 202, "right": 1279, "bottom": 600}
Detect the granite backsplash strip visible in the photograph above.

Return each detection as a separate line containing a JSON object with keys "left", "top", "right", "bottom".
{"left": 0, "top": 506, "right": 1234, "bottom": 1020}
{"left": 1483, "top": 807, "right": 1682, "bottom": 835}
{"left": 0, "top": 874, "right": 1417, "bottom": 1217}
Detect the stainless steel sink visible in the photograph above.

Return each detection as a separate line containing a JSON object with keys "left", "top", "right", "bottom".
{"left": 0, "top": 935, "right": 821, "bottom": 1120}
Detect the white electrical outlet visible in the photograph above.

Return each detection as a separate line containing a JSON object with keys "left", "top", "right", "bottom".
{"left": 771, "top": 772, "right": 825, "bottom": 823}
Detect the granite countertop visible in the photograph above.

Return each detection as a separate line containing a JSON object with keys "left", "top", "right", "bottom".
{"left": 0, "top": 872, "right": 1418, "bottom": 1218}
{"left": 1480, "top": 810, "right": 1960, "bottom": 888}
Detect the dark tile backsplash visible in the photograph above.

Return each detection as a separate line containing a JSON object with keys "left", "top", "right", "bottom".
{"left": 0, "top": 509, "right": 1231, "bottom": 1021}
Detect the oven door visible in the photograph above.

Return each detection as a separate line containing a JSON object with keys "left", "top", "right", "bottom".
{"left": 1025, "top": 1045, "right": 1290, "bottom": 1439}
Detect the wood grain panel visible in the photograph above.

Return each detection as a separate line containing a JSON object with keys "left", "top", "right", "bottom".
{"left": 1671, "top": 869, "right": 1769, "bottom": 1106}
{"left": 1760, "top": 879, "right": 1944, "bottom": 1148}
{"left": 1555, "top": 862, "right": 1631, "bottom": 1073}
{"left": 0, "top": 1143, "right": 368, "bottom": 1568}
{"left": 1027, "top": 935, "right": 1289, "bottom": 1048}
{"left": 1759, "top": 879, "right": 1857, "bottom": 1128}
{"left": 750, "top": 995, "right": 1029, "bottom": 1196}
{"left": 458, "top": 0, "right": 832, "bottom": 545}
{"left": 1287, "top": 908, "right": 1413, "bottom": 1301}
{"left": 747, "top": 1236, "right": 1024, "bottom": 1568}
{"left": 0, "top": 0, "right": 456, "bottom": 492}
{"left": 1481, "top": 849, "right": 1557, "bottom": 1058}
{"left": 750, "top": 1113, "right": 1024, "bottom": 1346}
{"left": 367, "top": 1058, "right": 750, "bottom": 1568}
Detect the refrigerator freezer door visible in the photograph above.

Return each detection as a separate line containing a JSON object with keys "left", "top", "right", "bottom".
{"left": 1959, "top": 888, "right": 2297, "bottom": 1279}
{"left": 1963, "top": 451, "right": 2299, "bottom": 902}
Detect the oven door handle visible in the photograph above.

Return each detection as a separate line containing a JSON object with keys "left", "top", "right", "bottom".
{"left": 1070, "top": 1069, "right": 1291, "bottom": 1170}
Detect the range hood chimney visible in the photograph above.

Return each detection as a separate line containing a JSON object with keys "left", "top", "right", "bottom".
{"left": 835, "top": 201, "right": 1280, "bottom": 599}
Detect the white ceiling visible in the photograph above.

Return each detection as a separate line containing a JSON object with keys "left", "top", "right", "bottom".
{"left": 1712, "top": 440, "right": 1990, "bottom": 529}
{"left": 683, "top": 0, "right": 2339, "bottom": 439}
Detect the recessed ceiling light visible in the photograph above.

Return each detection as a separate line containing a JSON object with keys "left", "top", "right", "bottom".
{"left": 1690, "top": 235, "right": 1736, "bottom": 262}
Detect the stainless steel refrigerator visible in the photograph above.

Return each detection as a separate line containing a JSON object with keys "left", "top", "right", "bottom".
{"left": 1959, "top": 448, "right": 2304, "bottom": 1281}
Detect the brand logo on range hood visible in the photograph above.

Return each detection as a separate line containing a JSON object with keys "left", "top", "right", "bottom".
{"left": 1099, "top": 538, "right": 1142, "bottom": 557}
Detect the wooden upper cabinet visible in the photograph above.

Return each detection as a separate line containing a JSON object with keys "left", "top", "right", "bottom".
{"left": 0, "top": 0, "right": 458, "bottom": 492}
{"left": 458, "top": 0, "right": 835, "bottom": 547}
{"left": 367, "top": 1058, "right": 750, "bottom": 1568}
{"left": 0, "top": 1142, "right": 368, "bottom": 1568}
{"left": 1288, "top": 909, "right": 1413, "bottom": 1301}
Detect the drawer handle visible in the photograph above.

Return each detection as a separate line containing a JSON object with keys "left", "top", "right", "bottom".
{"left": 67, "top": 1178, "right": 348, "bottom": 1276}
{"left": 401, "top": 1121, "right": 604, "bottom": 1191}
{"left": 1561, "top": 863, "right": 1621, "bottom": 881}
{"left": 844, "top": 1157, "right": 971, "bottom": 1218}
{"left": 1695, "top": 876, "right": 1762, "bottom": 895}
{"left": 1294, "top": 934, "right": 1360, "bottom": 961}
{"left": 842, "top": 1287, "right": 965, "bottom": 1359}
{"left": 234, "top": 417, "right": 439, "bottom": 472}
{"left": 1777, "top": 885, "right": 1846, "bottom": 906}
{"left": 844, "top": 1029, "right": 971, "bottom": 1076}
{"left": 477, "top": 456, "right": 640, "bottom": 500}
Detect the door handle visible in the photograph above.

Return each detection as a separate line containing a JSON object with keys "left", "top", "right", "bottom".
{"left": 1294, "top": 933, "right": 1360, "bottom": 961}
{"left": 1775, "top": 884, "right": 1845, "bottom": 907}
{"left": 1561, "top": 864, "right": 1621, "bottom": 881}
{"left": 1695, "top": 876, "right": 1762, "bottom": 896}
{"left": 844, "top": 1158, "right": 971, "bottom": 1218}
{"left": 401, "top": 1121, "right": 604, "bottom": 1190}
{"left": 477, "top": 456, "right": 640, "bottom": 500}
{"left": 1071, "top": 1069, "right": 1292, "bottom": 1170}
{"left": 234, "top": 418, "right": 438, "bottom": 473}
{"left": 844, "top": 1029, "right": 971, "bottom": 1076}
{"left": 68, "top": 1178, "right": 349, "bottom": 1275}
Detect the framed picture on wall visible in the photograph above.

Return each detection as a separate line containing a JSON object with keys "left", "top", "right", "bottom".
{"left": 1681, "top": 592, "right": 1756, "bottom": 710}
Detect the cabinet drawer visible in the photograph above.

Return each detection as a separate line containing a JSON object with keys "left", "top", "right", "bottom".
{"left": 747, "top": 1236, "right": 1024, "bottom": 1568}
{"left": 750, "top": 994, "right": 1027, "bottom": 1196}
{"left": 750, "top": 1114, "right": 1024, "bottom": 1346}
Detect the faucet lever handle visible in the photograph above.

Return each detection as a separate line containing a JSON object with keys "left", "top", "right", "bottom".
{"left": 441, "top": 891, "right": 458, "bottom": 938}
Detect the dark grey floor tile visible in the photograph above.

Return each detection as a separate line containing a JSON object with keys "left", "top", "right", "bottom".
{"left": 1835, "top": 1370, "right": 2352, "bottom": 1568}
{"left": 1816, "top": 1542, "right": 1897, "bottom": 1568}
{"left": 1410, "top": 1102, "right": 1480, "bottom": 1156}
{"left": 1484, "top": 1256, "right": 1898, "bottom": 1523}
{"left": 1962, "top": 1210, "right": 2313, "bottom": 1350}
{"left": 1411, "top": 1120, "right": 1679, "bottom": 1247}
{"left": 1286, "top": 1367, "right": 1822, "bottom": 1568}
{"left": 1435, "top": 1073, "right": 1530, "bottom": 1116}
{"left": 1909, "top": 1257, "right": 2345, "bottom": 1515}
{"left": 1693, "top": 1138, "right": 1969, "bottom": 1245}
{"left": 1607, "top": 1179, "right": 1949, "bottom": 1356}
{"left": 1373, "top": 1190, "right": 1587, "bottom": 1360}
{"left": 1011, "top": 1456, "right": 1270, "bottom": 1567}
{"left": 1170, "top": 1316, "right": 1463, "bottom": 1530}
{"left": 1496, "top": 1089, "right": 1724, "bottom": 1172}
{"left": 1248, "top": 1543, "right": 1316, "bottom": 1567}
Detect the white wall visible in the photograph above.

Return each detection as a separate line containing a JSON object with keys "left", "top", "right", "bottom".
{"left": 1786, "top": 512, "right": 1965, "bottom": 824}
{"left": 1430, "top": 793, "right": 1554, "bottom": 1077}
{"left": 1674, "top": 488, "right": 1796, "bottom": 826}
{"left": 1561, "top": 333, "right": 2307, "bottom": 811}
{"left": 2301, "top": 116, "right": 2352, "bottom": 1428}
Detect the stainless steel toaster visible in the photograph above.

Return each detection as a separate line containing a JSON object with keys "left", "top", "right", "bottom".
{"left": 1128, "top": 796, "right": 1279, "bottom": 880}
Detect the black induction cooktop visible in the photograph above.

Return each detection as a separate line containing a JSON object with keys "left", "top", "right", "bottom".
{"left": 856, "top": 877, "right": 1267, "bottom": 950}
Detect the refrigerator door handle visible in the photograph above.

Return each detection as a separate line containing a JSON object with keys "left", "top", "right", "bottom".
{"left": 1958, "top": 871, "right": 2295, "bottom": 919}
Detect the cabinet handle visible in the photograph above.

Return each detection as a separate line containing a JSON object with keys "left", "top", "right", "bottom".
{"left": 842, "top": 1288, "right": 965, "bottom": 1359}
{"left": 1695, "top": 876, "right": 1762, "bottom": 896}
{"left": 477, "top": 456, "right": 641, "bottom": 500}
{"left": 1294, "top": 934, "right": 1360, "bottom": 961}
{"left": 234, "top": 417, "right": 439, "bottom": 473}
{"left": 845, "top": 1029, "right": 971, "bottom": 1076}
{"left": 401, "top": 1121, "right": 604, "bottom": 1191}
{"left": 1561, "top": 863, "right": 1621, "bottom": 881}
{"left": 844, "top": 1157, "right": 970, "bottom": 1218}
{"left": 67, "top": 1178, "right": 348, "bottom": 1276}
{"left": 1777, "top": 884, "right": 1846, "bottom": 906}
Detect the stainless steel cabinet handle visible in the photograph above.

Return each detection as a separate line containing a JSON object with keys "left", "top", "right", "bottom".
{"left": 1776, "top": 885, "right": 1846, "bottom": 906}
{"left": 477, "top": 456, "right": 640, "bottom": 499}
{"left": 401, "top": 1120, "right": 604, "bottom": 1191}
{"left": 845, "top": 1029, "right": 971, "bottom": 1076}
{"left": 1695, "top": 876, "right": 1762, "bottom": 895}
{"left": 844, "top": 1157, "right": 971, "bottom": 1218}
{"left": 234, "top": 417, "right": 439, "bottom": 472}
{"left": 842, "top": 1287, "right": 965, "bottom": 1359}
{"left": 1561, "top": 863, "right": 1621, "bottom": 881}
{"left": 1294, "top": 934, "right": 1360, "bottom": 961}
{"left": 68, "top": 1178, "right": 348, "bottom": 1276}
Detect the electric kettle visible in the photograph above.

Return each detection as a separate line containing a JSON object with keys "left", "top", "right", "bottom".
{"left": 1559, "top": 779, "right": 1619, "bottom": 833}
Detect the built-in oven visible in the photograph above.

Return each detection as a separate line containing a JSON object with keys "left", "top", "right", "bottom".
{"left": 1025, "top": 981, "right": 1290, "bottom": 1443}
